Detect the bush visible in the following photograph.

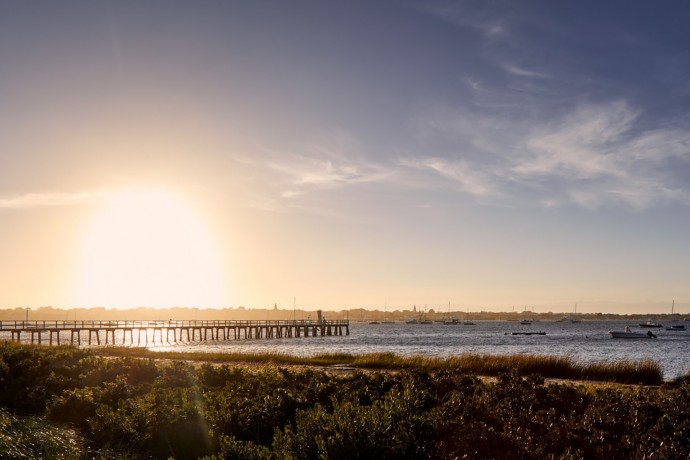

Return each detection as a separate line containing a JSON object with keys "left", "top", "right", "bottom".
{"left": 273, "top": 380, "right": 432, "bottom": 459}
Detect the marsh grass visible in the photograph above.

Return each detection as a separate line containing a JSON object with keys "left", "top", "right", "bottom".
{"left": 578, "top": 358, "right": 663, "bottom": 385}
{"left": 94, "top": 347, "right": 664, "bottom": 385}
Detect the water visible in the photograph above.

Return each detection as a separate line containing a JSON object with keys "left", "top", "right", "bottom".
{"left": 6, "top": 320, "right": 689, "bottom": 379}
{"left": 153, "top": 320, "right": 690, "bottom": 380}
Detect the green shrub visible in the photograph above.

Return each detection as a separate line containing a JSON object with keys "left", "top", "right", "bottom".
{"left": 87, "top": 386, "right": 212, "bottom": 458}
{"left": 203, "top": 435, "right": 273, "bottom": 460}
{"left": 272, "top": 379, "right": 432, "bottom": 460}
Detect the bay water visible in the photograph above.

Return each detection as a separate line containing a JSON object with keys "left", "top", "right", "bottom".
{"left": 152, "top": 320, "right": 690, "bottom": 380}
{"left": 7, "top": 320, "right": 687, "bottom": 379}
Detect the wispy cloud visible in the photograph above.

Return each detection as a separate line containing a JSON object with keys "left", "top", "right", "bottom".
{"left": 422, "top": 2, "right": 508, "bottom": 39}
{"left": 228, "top": 133, "right": 395, "bottom": 212}
{"left": 504, "top": 64, "right": 549, "bottom": 79}
{"left": 0, "top": 191, "right": 99, "bottom": 209}
{"left": 407, "top": 100, "right": 690, "bottom": 210}
{"left": 268, "top": 154, "right": 390, "bottom": 198}
{"left": 231, "top": 101, "right": 690, "bottom": 213}
{"left": 398, "top": 157, "right": 495, "bottom": 198}
{"left": 516, "top": 101, "right": 639, "bottom": 179}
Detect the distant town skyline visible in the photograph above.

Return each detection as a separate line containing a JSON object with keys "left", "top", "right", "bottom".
{"left": 2, "top": 1, "right": 690, "bottom": 314}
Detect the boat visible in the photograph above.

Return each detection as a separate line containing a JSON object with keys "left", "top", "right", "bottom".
{"left": 443, "top": 302, "right": 460, "bottom": 324}
{"left": 560, "top": 315, "right": 582, "bottom": 323}
{"left": 520, "top": 320, "right": 532, "bottom": 325}
{"left": 381, "top": 305, "right": 395, "bottom": 324}
{"left": 418, "top": 306, "right": 433, "bottom": 324}
{"left": 405, "top": 318, "right": 419, "bottom": 324}
{"left": 664, "top": 301, "right": 683, "bottom": 330}
{"left": 507, "top": 331, "right": 546, "bottom": 335}
{"left": 638, "top": 320, "right": 663, "bottom": 328}
{"left": 610, "top": 326, "right": 657, "bottom": 339}
{"left": 462, "top": 306, "right": 475, "bottom": 325}
{"left": 368, "top": 320, "right": 381, "bottom": 325}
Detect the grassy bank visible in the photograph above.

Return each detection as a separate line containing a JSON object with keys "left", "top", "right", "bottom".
{"left": 96, "top": 347, "right": 664, "bottom": 385}
{"left": 1, "top": 342, "right": 689, "bottom": 459}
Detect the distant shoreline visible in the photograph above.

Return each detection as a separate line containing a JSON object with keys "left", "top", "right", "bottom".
{"left": 1, "top": 305, "right": 687, "bottom": 322}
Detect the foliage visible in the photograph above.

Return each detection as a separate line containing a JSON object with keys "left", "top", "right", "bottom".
{"left": 272, "top": 379, "right": 432, "bottom": 459}
{"left": 0, "top": 343, "right": 688, "bottom": 459}
{"left": 0, "top": 408, "right": 89, "bottom": 460}
{"left": 0, "top": 343, "right": 93, "bottom": 414}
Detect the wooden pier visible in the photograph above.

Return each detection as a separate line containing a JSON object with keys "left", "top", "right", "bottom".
{"left": 0, "top": 319, "right": 349, "bottom": 346}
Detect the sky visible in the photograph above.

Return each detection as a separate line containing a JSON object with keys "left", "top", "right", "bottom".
{"left": 1, "top": 1, "right": 690, "bottom": 314}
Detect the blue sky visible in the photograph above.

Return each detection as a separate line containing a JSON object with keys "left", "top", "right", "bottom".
{"left": 1, "top": 1, "right": 689, "bottom": 313}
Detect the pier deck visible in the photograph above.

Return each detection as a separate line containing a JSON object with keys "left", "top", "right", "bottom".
{"left": 0, "top": 319, "right": 349, "bottom": 346}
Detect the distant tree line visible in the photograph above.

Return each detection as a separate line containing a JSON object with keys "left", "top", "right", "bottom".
{"left": 0, "top": 305, "right": 681, "bottom": 322}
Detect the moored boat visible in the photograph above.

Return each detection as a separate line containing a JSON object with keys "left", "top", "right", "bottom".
{"left": 610, "top": 326, "right": 657, "bottom": 339}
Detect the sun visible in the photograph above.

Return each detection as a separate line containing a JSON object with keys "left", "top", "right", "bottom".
{"left": 75, "top": 187, "right": 225, "bottom": 309}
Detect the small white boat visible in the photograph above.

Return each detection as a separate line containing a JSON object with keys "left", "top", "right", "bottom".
{"left": 610, "top": 326, "right": 657, "bottom": 339}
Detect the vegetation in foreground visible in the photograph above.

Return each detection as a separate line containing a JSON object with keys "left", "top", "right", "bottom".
{"left": 0, "top": 342, "right": 689, "bottom": 459}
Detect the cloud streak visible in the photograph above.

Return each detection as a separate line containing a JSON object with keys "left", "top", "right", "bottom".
{"left": 0, "top": 191, "right": 99, "bottom": 209}
{"left": 228, "top": 135, "right": 395, "bottom": 213}
{"left": 504, "top": 64, "right": 549, "bottom": 79}
{"left": 398, "top": 157, "right": 496, "bottom": 198}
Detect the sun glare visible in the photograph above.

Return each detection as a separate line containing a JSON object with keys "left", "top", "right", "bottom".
{"left": 76, "top": 187, "right": 225, "bottom": 309}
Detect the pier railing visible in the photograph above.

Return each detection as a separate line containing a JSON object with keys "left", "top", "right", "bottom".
{"left": 0, "top": 319, "right": 349, "bottom": 330}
